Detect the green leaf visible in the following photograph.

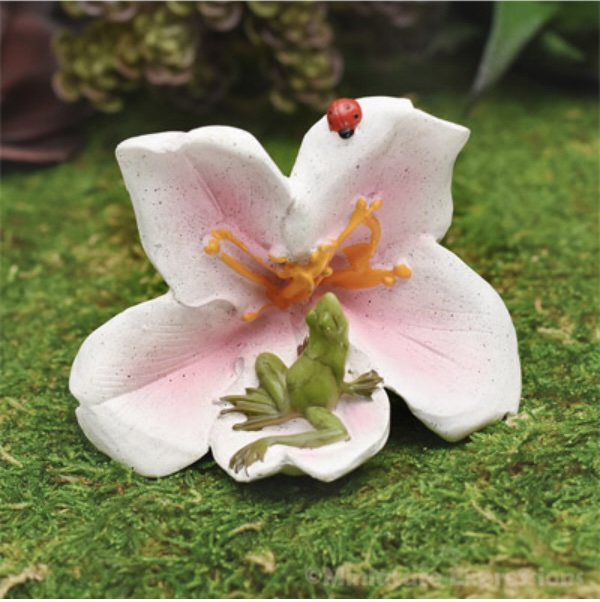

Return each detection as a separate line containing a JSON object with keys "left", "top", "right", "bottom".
{"left": 471, "top": 1, "right": 559, "bottom": 98}
{"left": 538, "top": 31, "right": 586, "bottom": 63}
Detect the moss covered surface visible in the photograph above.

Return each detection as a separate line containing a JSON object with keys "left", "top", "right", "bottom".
{"left": 1, "top": 73, "right": 598, "bottom": 598}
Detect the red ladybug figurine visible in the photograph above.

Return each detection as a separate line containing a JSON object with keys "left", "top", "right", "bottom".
{"left": 326, "top": 98, "right": 362, "bottom": 139}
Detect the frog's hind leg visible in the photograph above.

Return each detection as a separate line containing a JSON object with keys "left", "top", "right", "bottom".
{"left": 229, "top": 406, "right": 349, "bottom": 472}
{"left": 221, "top": 352, "right": 294, "bottom": 431}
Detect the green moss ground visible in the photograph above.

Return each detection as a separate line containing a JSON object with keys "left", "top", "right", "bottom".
{"left": 1, "top": 74, "right": 599, "bottom": 598}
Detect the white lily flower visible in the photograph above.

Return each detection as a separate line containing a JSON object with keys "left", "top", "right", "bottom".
{"left": 70, "top": 97, "right": 521, "bottom": 481}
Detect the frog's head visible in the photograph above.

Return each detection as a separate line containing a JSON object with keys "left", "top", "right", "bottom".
{"left": 306, "top": 292, "right": 349, "bottom": 343}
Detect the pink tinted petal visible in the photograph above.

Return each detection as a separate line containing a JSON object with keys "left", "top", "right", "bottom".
{"left": 210, "top": 345, "right": 390, "bottom": 482}
{"left": 70, "top": 293, "right": 239, "bottom": 475}
{"left": 286, "top": 97, "right": 469, "bottom": 260}
{"left": 340, "top": 237, "right": 521, "bottom": 441}
{"left": 70, "top": 293, "right": 299, "bottom": 476}
{"left": 70, "top": 293, "right": 240, "bottom": 405}
{"left": 116, "top": 126, "right": 291, "bottom": 308}
{"left": 76, "top": 362, "right": 225, "bottom": 477}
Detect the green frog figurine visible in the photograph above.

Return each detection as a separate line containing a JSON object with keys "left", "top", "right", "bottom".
{"left": 222, "top": 292, "right": 383, "bottom": 472}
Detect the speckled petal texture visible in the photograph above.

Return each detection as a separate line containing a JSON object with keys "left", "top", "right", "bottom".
{"left": 70, "top": 293, "right": 238, "bottom": 406}
{"left": 71, "top": 293, "right": 298, "bottom": 477}
{"left": 342, "top": 237, "right": 521, "bottom": 441}
{"left": 210, "top": 345, "right": 390, "bottom": 482}
{"left": 115, "top": 126, "right": 291, "bottom": 309}
{"left": 71, "top": 294, "right": 238, "bottom": 476}
{"left": 285, "top": 96, "right": 470, "bottom": 259}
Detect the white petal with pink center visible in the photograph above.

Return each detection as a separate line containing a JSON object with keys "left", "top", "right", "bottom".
{"left": 285, "top": 97, "right": 470, "bottom": 260}
{"left": 115, "top": 126, "right": 291, "bottom": 310}
{"left": 71, "top": 293, "right": 298, "bottom": 477}
{"left": 340, "top": 237, "right": 520, "bottom": 441}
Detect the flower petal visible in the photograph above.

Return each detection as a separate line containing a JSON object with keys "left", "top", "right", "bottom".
{"left": 70, "top": 293, "right": 298, "bottom": 476}
{"left": 70, "top": 293, "right": 239, "bottom": 406}
{"left": 116, "top": 126, "right": 291, "bottom": 308}
{"left": 70, "top": 293, "right": 237, "bottom": 476}
{"left": 340, "top": 237, "right": 521, "bottom": 441}
{"left": 285, "top": 97, "right": 469, "bottom": 260}
{"left": 76, "top": 368, "right": 224, "bottom": 478}
{"left": 210, "top": 345, "right": 390, "bottom": 482}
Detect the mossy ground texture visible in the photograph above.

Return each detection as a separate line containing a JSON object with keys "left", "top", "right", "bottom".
{"left": 1, "top": 74, "right": 599, "bottom": 598}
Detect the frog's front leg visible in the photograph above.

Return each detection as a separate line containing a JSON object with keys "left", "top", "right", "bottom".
{"left": 221, "top": 352, "right": 297, "bottom": 431}
{"left": 341, "top": 369, "right": 383, "bottom": 399}
{"left": 229, "top": 406, "right": 349, "bottom": 473}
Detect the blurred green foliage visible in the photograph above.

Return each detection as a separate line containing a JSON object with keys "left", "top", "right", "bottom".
{"left": 472, "top": 1, "right": 599, "bottom": 98}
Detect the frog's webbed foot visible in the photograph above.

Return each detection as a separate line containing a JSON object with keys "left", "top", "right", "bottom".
{"left": 221, "top": 386, "right": 278, "bottom": 416}
{"left": 229, "top": 438, "right": 270, "bottom": 472}
{"left": 341, "top": 370, "right": 383, "bottom": 399}
{"left": 221, "top": 388, "right": 294, "bottom": 431}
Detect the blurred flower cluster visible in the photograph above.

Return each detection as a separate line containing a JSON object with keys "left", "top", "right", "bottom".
{"left": 6, "top": 1, "right": 595, "bottom": 164}
{"left": 53, "top": 1, "right": 337, "bottom": 113}
{"left": 52, "top": 0, "right": 444, "bottom": 114}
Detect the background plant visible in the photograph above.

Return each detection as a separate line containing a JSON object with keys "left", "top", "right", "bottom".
{"left": 51, "top": 1, "right": 597, "bottom": 116}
